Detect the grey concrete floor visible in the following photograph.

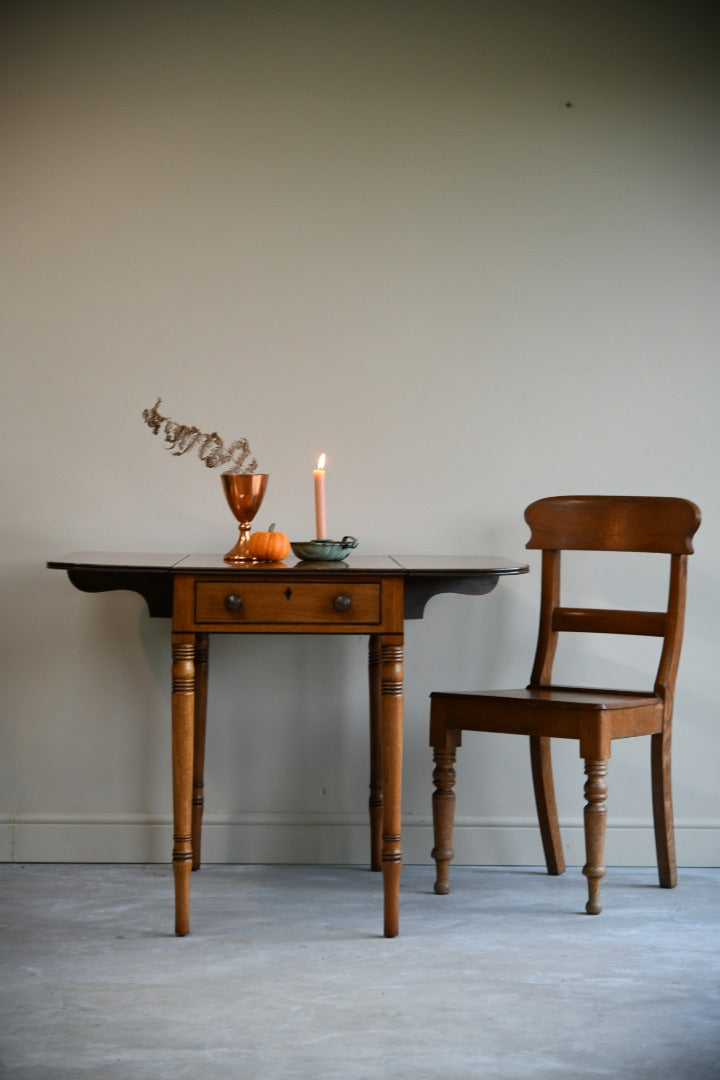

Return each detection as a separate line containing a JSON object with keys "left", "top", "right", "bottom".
{"left": 1, "top": 863, "right": 719, "bottom": 1079}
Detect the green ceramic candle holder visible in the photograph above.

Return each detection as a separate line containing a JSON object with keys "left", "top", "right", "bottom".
{"left": 290, "top": 536, "right": 358, "bottom": 562}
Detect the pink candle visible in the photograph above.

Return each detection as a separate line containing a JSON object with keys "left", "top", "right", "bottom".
{"left": 314, "top": 453, "right": 327, "bottom": 538}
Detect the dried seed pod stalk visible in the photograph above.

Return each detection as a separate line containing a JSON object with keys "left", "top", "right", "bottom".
{"left": 142, "top": 398, "right": 257, "bottom": 474}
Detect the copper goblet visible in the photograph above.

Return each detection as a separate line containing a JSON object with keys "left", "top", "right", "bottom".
{"left": 221, "top": 473, "right": 269, "bottom": 562}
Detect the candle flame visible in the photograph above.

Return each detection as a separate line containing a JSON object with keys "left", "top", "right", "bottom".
{"left": 317, "top": 452, "right": 326, "bottom": 470}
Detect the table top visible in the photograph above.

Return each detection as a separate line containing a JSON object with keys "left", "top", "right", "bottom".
{"left": 48, "top": 552, "right": 529, "bottom": 576}
{"left": 49, "top": 552, "right": 530, "bottom": 620}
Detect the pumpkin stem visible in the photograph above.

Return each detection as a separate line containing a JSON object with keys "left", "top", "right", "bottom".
{"left": 268, "top": 523, "right": 276, "bottom": 532}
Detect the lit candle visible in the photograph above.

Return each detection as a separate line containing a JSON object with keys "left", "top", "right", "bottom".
{"left": 314, "top": 452, "right": 327, "bottom": 539}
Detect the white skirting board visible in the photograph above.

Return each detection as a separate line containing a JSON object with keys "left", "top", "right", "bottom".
{"left": 1, "top": 813, "right": 718, "bottom": 866}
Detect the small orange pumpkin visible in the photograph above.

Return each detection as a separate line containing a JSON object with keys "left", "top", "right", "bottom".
{"left": 248, "top": 523, "right": 291, "bottom": 562}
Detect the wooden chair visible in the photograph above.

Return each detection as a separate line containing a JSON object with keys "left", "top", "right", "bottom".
{"left": 430, "top": 495, "right": 701, "bottom": 914}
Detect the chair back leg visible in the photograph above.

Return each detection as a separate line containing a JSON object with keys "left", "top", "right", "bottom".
{"left": 529, "top": 736, "right": 566, "bottom": 876}
{"left": 651, "top": 731, "right": 678, "bottom": 888}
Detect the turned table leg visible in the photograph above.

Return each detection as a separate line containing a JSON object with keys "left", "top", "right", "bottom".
{"left": 368, "top": 635, "right": 383, "bottom": 872}
{"left": 192, "top": 634, "right": 209, "bottom": 871}
{"left": 171, "top": 633, "right": 195, "bottom": 936}
{"left": 380, "top": 634, "right": 403, "bottom": 937}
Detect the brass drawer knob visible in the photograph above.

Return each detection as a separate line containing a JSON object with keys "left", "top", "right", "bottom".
{"left": 333, "top": 594, "right": 352, "bottom": 612}
{"left": 224, "top": 594, "right": 244, "bottom": 612}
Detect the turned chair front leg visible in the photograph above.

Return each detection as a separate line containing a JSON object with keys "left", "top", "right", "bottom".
{"left": 582, "top": 758, "right": 609, "bottom": 915}
{"left": 431, "top": 745, "right": 458, "bottom": 896}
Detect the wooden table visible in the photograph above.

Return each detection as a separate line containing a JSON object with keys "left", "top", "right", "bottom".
{"left": 48, "top": 552, "right": 529, "bottom": 937}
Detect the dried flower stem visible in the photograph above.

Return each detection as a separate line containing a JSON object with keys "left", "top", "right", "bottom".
{"left": 142, "top": 398, "right": 257, "bottom": 474}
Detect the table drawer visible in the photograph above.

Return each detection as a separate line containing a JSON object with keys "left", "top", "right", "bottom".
{"left": 194, "top": 581, "right": 382, "bottom": 625}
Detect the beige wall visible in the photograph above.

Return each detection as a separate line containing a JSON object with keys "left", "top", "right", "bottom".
{"left": 2, "top": 1, "right": 718, "bottom": 867}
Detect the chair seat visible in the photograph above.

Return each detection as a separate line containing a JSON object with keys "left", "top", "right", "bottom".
{"left": 435, "top": 686, "right": 659, "bottom": 708}
{"left": 431, "top": 687, "right": 665, "bottom": 743}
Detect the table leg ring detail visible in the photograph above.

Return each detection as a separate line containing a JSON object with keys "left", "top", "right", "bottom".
{"left": 381, "top": 680, "right": 403, "bottom": 696}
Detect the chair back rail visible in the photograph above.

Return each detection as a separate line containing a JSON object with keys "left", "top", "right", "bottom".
{"left": 552, "top": 608, "right": 666, "bottom": 636}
